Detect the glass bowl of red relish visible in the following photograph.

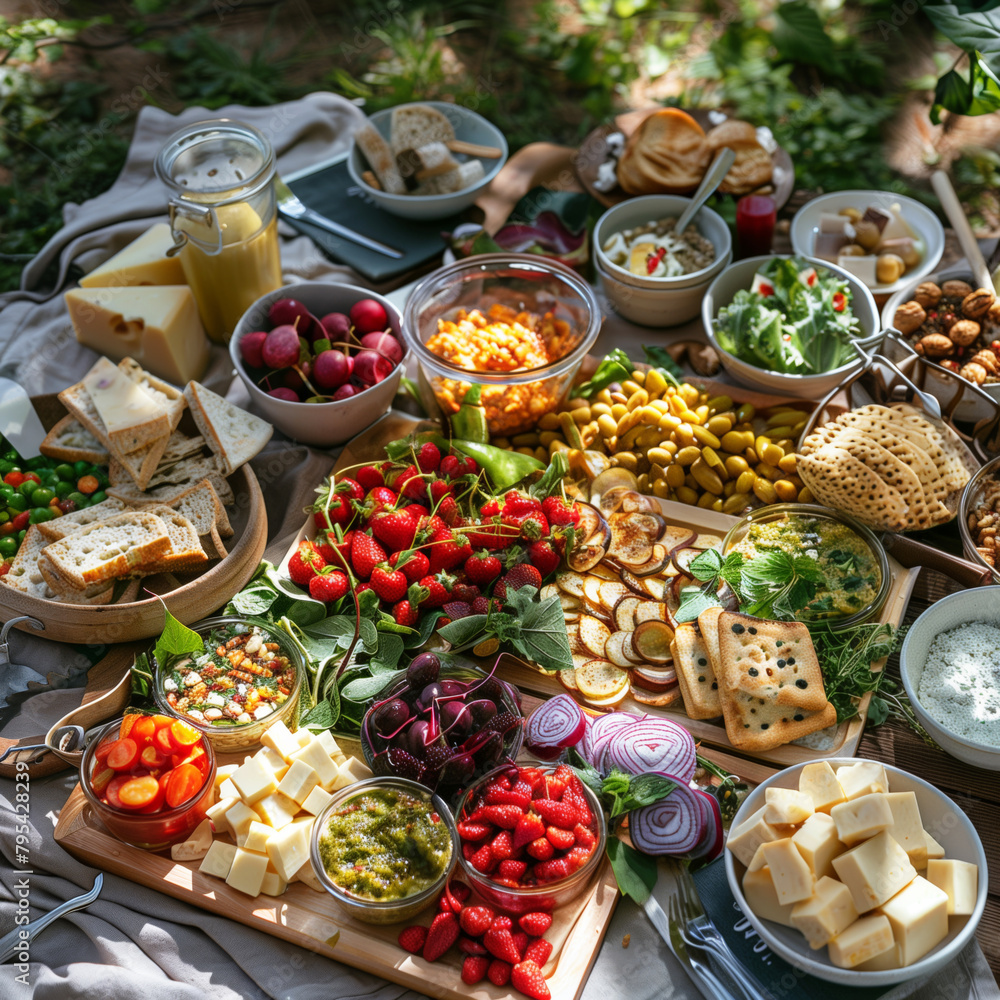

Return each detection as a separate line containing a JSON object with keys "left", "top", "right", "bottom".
{"left": 79, "top": 713, "right": 217, "bottom": 851}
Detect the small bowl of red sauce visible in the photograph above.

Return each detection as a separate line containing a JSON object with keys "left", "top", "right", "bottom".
{"left": 79, "top": 713, "right": 216, "bottom": 851}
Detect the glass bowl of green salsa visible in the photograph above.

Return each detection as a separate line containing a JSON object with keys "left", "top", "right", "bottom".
{"left": 721, "top": 503, "right": 891, "bottom": 630}
{"left": 309, "top": 776, "right": 459, "bottom": 924}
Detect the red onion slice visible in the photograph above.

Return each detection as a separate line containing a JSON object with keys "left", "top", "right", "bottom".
{"left": 605, "top": 718, "right": 696, "bottom": 782}
{"left": 525, "top": 694, "right": 588, "bottom": 755}
{"left": 683, "top": 789, "right": 724, "bottom": 862}
{"left": 586, "top": 712, "right": 641, "bottom": 770}
{"left": 628, "top": 776, "right": 704, "bottom": 856}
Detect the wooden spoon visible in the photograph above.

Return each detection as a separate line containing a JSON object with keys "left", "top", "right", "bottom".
{"left": 931, "top": 169, "right": 992, "bottom": 290}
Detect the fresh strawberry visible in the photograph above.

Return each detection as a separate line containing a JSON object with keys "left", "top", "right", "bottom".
{"left": 418, "top": 573, "right": 453, "bottom": 608}
{"left": 392, "top": 599, "right": 419, "bottom": 627}
{"left": 338, "top": 477, "right": 364, "bottom": 500}
{"left": 523, "top": 937, "right": 552, "bottom": 967}
{"left": 565, "top": 844, "right": 593, "bottom": 869}
{"left": 490, "top": 828, "right": 514, "bottom": 860}
{"left": 480, "top": 498, "right": 500, "bottom": 517}
{"left": 355, "top": 464, "right": 384, "bottom": 492}
{"left": 507, "top": 508, "right": 550, "bottom": 541}
{"left": 512, "top": 930, "right": 529, "bottom": 958}
{"left": 519, "top": 913, "right": 552, "bottom": 937}
{"left": 573, "top": 823, "right": 597, "bottom": 849}
{"left": 470, "top": 804, "right": 524, "bottom": 829}
{"left": 541, "top": 776, "right": 566, "bottom": 800}
{"left": 459, "top": 936, "right": 488, "bottom": 956}
{"left": 308, "top": 570, "right": 350, "bottom": 602}
{"left": 512, "top": 811, "right": 546, "bottom": 850}
{"left": 526, "top": 836, "right": 555, "bottom": 861}
{"left": 350, "top": 532, "right": 386, "bottom": 580}
{"left": 527, "top": 539, "right": 560, "bottom": 577}
{"left": 403, "top": 502, "right": 429, "bottom": 522}
{"left": 413, "top": 513, "right": 447, "bottom": 543}
{"left": 497, "top": 858, "right": 527, "bottom": 880}
{"left": 354, "top": 581, "right": 373, "bottom": 597}
{"left": 519, "top": 766, "right": 546, "bottom": 790}
{"left": 532, "top": 857, "right": 572, "bottom": 882}
{"left": 392, "top": 464, "right": 427, "bottom": 500}
{"left": 462, "top": 841, "right": 476, "bottom": 861}
{"left": 438, "top": 880, "right": 466, "bottom": 914}
{"left": 450, "top": 580, "right": 481, "bottom": 604}
{"left": 427, "top": 528, "right": 471, "bottom": 573}
{"left": 487, "top": 959, "right": 511, "bottom": 987}
{"left": 370, "top": 509, "right": 416, "bottom": 551}
{"left": 469, "top": 843, "right": 495, "bottom": 873}
{"left": 461, "top": 954, "right": 489, "bottom": 984}
{"left": 533, "top": 799, "right": 578, "bottom": 830}
{"left": 502, "top": 491, "right": 541, "bottom": 515}
{"left": 462, "top": 456, "right": 479, "bottom": 475}
{"left": 449, "top": 881, "right": 471, "bottom": 905}
{"left": 417, "top": 442, "right": 441, "bottom": 473}
{"left": 436, "top": 494, "right": 461, "bottom": 526}
{"left": 315, "top": 527, "right": 353, "bottom": 569}
{"left": 363, "top": 486, "right": 398, "bottom": 519}
{"left": 562, "top": 783, "right": 593, "bottom": 827}
{"left": 484, "top": 916, "right": 521, "bottom": 964}
{"left": 422, "top": 911, "right": 459, "bottom": 962}
{"left": 370, "top": 563, "right": 408, "bottom": 602}
{"left": 313, "top": 493, "right": 352, "bottom": 530}
{"left": 287, "top": 540, "right": 326, "bottom": 585}
{"left": 459, "top": 905, "right": 495, "bottom": 937}
{"left": 429, "top": 478, "right": 453, "bottom": 506}
{"left": 456, "top": 818, "right": 492, "bottom": 840}
{"left": 502, "top": 564, "right": 543, "bottom": 595}
{"left": 398, "top": 925, "right": 427, "bottom": 954}
{"left": 471, "top": 595, "right": 499, "bottom": 615}
{"left": 545, "top": 825, "right": 575, "bottom": 850}
{"left": 486, "top": 779, "right": 533, "bottom": 810}
{"left": 439, "top": 454, "right": 463, "bottom": 478}
{"left": 441, "top": 600, "right": 471, "bottom": 620}
{"left": 389, "top": 549, "right": 429, "bottom": 583}
{"left": 464, "top": 550, "right": 502, "bottom": 585}
{"left": 512, "top": 959, "right": 551, "bottom": 1000}
{"left": 542, "top": 495, "right": 581, "bottom": 527}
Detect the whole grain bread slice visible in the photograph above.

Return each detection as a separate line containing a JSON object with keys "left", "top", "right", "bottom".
{"left": 36, "top": 498, "right": 127, "bottom": 541}
{"left": 39, "top": 415, "right": 110, "bottom": 465}
{"left": 183, "top": 381, "right": 272, "bottom": 476}
{"left": 2, "top": 527, "right": 113, "bottom": 604}
{"left": 355, "top": 122, "right": 407, "bottom": 194}
{"left": 137, "top": 505, "right": 209, "bottom": 573}
{"left": 82, "top": 357, "right": 171, "bottom": 454}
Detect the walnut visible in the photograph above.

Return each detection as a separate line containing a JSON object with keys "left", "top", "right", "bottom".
{"left": 987, "top": 301, "right": 1000, "bottom": 325}
{"left": 941, "top": 310, "right": 958, "bottom": 331}
{"left": 949, "top": 319, "right": 981, "bottom": 347}
{"left": 961, "top": 288, "right": 995, "bottom": 320}
{"left": 970, "top": 350, "right": 1000, "bottom": 375}
{"left": 960, "top": 362, "right": 988, "bottom": 385}
{"left": 916, "top": 332, "right": 955, "bottom": 358}
{"left": 941, "top": 279, "right": 974, "bottom": 300}
{"left": 893, "top": 300, "right": 927, "bottom": 335}
{"left": 914, "top": 282, "right": 942, "bottom": 309}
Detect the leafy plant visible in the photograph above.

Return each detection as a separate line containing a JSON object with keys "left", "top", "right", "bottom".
{"left": 924, "top": 1, "right": 1000, "bottom": 122}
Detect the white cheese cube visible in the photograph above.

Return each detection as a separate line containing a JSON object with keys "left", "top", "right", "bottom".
{"left": 330, "top": 756, "right": 373, "bottom": 791}
{"left": 314, "top": 730, "right": 340, "bottom": 757}
{"left": 206, "top": 795, "right": 239, "bottom": 836}
{"left": 261, "top": 720, "right": 302, "bottom": 762}
{"left": 798, "top": 761, "right": 846, "bottom": 814}
{"left": 828, "top": 914, "right": 895, "bottom": 969}
{"left": 884, "top": 792, "right": 927, "bottom": 869}
{"left": 300, "top": 785, "right": 334, "bottom": 817}
{"left": 742, "top": 866, "right": 795, "bottom": 927}
{"left": 764, "top": 787, "right": 814, "bottom": 826}
{"left": 761, "top": 838, "right": 815, "bottom": 905}
{"left": 926, "top": 859, "right": 978, "bottom": 916}
{"left": 226, "top": 801, "right": 260, "bottom": 839}
{"left": 241, "top": 820, "right": 272, "bottom": 854}
{"left": 294, "top": 862, "right": 325, "bottom": 892}
{"left": 836, "top": 254, "right": 877, "bottom": 288}
{"left": 213, "top": 764, "right": 238, "bottom": 789}
{"left": 206, "top": 692, "right": 226, "bottom": 708}
{"left": 231, "top": 755, "right": 278, "bottom": 806}
{"left": 218, "top": 778, "right": 238, "bottom": 800}
{"left": 727, "top": 805, "right": 782, "bottom": 868}
{"left": 266, "top": 818, "right": 313, "bottom": 882}
{"left": 290, "top": 738, "right": 340, "bottom": 791}
{"left": 294, "top": 729, "right": 313, "bottom": 749}
{"left": 832, "top": 831, "right": 916, "bottom": 913}
{"left": 277, "top": 759, "right": 320, "bottom": 805}
{"left": 791, "top": 876, "right": 859, "bottom": 949}
{"left": 792, "top": 812, "right": 844, "bottom": 879}
{"left": 746, "top": 844, "right": 769, "bottom": 873}
{"left": 199, "top": 841, "right": 237, "bottom": 880}
{"left": 254, "top": 746, "right": 290, "bottom": 780}
{"left": 831, "top": 793, "right": 893, "bottom": 846}
{"left": 254, "top": 791, "right": 300, "bottom": 831}
{"left": 925, "top": 829, "right": 946, "bottom": 861}
{"left": 226, "top": 847, "right": 269, "bottom": 897}
{"left": 836, "top": 761, "right": 888, "bottom": 801}
{"left": 876, "top": 875, "right": 949, "bottom": 966}
{"left": 856, "top": 944, "right": 903, "bottom": 971}
{"left": 260, "top": 870, "right": 288, "bottom": 897}
{"left": 170, "top": 819, "right": 214, "bottom": 862}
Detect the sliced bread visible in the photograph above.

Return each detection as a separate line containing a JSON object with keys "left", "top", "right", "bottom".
{"left": 39, "top": 415, "right": 110, "bottom": 465}
{"left": 36, "top": 498, "right": 127, "bottom": 541}
{"left": 138, "top": 505, "right": 209, "bottom": 573}
{"left": 183, "top": 381, "right": 272, "bottom": 476}
{"left": 81, "top": 357, "right": 172, "bottom": 454}
{"left": 389, "top": 104, "right": 455, "bottom": 155}
{"left": 41, "top": 511, "right": 172, "bottom": 588}
{"left": 2, "top": 528, "right": 113, "bottom": 604}
{"left": 355, "top": 122, "right": 407, "bottom": 195}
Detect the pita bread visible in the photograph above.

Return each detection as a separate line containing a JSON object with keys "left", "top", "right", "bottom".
{"left": 617, "top": 109, "right": 710, "bottom": 195}
{"left": 717, "top": 141, "right": 773, "bottom": 195}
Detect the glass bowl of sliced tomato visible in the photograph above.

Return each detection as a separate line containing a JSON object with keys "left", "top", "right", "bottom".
{"left": 79, "top": 713, "right": 217, "bottom": 851}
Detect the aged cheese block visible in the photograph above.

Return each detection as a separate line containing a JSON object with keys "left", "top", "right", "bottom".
{"left": 798, "top": 761, "right": 847, "bottom": 814}
{"left": 199, "top": 840, "right": 237, "bottom": 880}
{"left": 727, "top": 804, "right": 782, "bottom": 868}
{"left": 926, "top": 859, "right": 978, "bottom": 916}
{"left": 261, "top": 720, "right": 302, "bottom": 763}
{"left": 80, "top": 223, "right": 185, "bottom": 287}
{"left": 828, "top": 914, "right": 895, "bottom": 969}
{"left": 266, "top": 817, "right": 313, "bottom": 882}
{"left": 226, "top": 847, "right": 269, "bottom": 897}
{"left": 884, "top": 792, "right": 928, "bottom": 870}
{"left": 791, "top": 876, "right": 859, "bottom": 949}
{"left": 831, "top": 793, "right": 893, "bottom": 847}
{"left": 762, "top": 838, "right": 815, "bottom": 905}
{"left": 835, "top": 761, "right": 888, "bottom": 801}
{"left": 231, "top": 755, "right": 278, "bottom": 806}
{"left": 764, "top": 787, "right": 815, "bottom": 826}
{"left": 254, "top": 791, "right": 299, "bottom": 831}
{"left": 792, "top": 812, "right": 844, "bottom": 879}
{"left": 876, "top": 875, "right": 949, "bottom": 966}
{"left": 301, "top": 785, "right": 333, "bottom": 816}
{"left": 277, "top": 759, "right": 320, "bottom": 806}
{"left": 742, "top": 866, "right": 796, "bottom": 927}
{"left": 832, "top": 831, "right": 916, "bottom": 912}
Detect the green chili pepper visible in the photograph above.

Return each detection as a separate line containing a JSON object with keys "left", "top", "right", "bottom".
{"left": 450, "top": 384, "right": 489, "bottom": 445}
{"left": 449, "top": 439, "right": 543, "bottom": 490}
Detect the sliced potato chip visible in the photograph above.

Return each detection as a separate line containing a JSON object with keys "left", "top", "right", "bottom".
{"left": 614, "top": 595, "right": 642, "bottom": 631}
{"left": 635, "top": 601, "right": 670, "bottom": 624}
{"left": 588, "top": 562, "right": 620, "bottom": 582}
{"left": 605, "top": 630, "right": 637, "bottom": 668}
{"left": 556, "top": 570, "right": 587, "bottom": 598}
{"left": 642, "top": 576, "right": 666, "bottom": 599}
{"left": 563, "top": 611, "right": 581, "bottom": 625}
{"left": 559, "top": 592, "right": 582, "bottom": 611}
{"left": 576, "top": 658, "right": 629, "bottom": 699}
{"left": 540, "top": 583, "right": 560, "bottom": 601}
{"left": 598, "top": 579, "right": 628, "bottom": 613}
{"left": 582, "top": 685, "right": 631, "bottom": 707}
{"left": 631, "top": 619, "right": 675, "bottom": 664}
{"left": 579, "top": 614, "right": 613, "bottom": 658}
{"left": 572, "top": 653, "right": 592, "bottom": 670}
{"left": 583, "top": 574, "right": 604, "bottom": 608}
{"left": 630, "top": 684, "right": 683, "bottom": 707}
{"left": 558, "top": 668, "right": 579, "bottom": 692}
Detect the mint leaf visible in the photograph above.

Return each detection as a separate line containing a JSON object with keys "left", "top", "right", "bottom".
{"left": 305, "top": 616, "right": 356, "bottom": 640}
{"left": 605, "top": 838, "right": 658, "bottom": 904}
{"left": 369, "top": 633, "right": 404, "bottom": 673}
{"left": 301, "top": 695, "right": 339, "bottom": 731}
{"left": 575, "top": 349, "right": 634, "bottom": 399}
{"left": 626, "top": 775, "right": 677, "bottom": 811}
{"left": 359, "top": 617, "right": 379, "bottom": 653}
{"left": 438, "top": 613, "right": 490, "bottom": 648}
{"left": 153, "top": 606, "right": 204, "bottom": 664}
{"left": 231, "top": 583, "right": 279, "bottom": 616}
{"left": 675, "top": 584, "right": 722, "bottom": 624}
{"left": 688, "top": 547, "right": 723, "bottom": 580}
{"left": 341, "top": 669, "right": 405, "bottom": 703}
{"left": 517, "top": 593, "right": 573, "bottom": 671}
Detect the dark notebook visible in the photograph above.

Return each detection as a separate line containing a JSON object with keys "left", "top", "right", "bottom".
{"left": 691, "top": 857, "right": 898, "bottom": 1000}
{"left": 284, "top": 160, "right": 466, "bottom": 282}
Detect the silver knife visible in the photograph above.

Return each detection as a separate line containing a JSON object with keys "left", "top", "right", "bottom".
{"left": 275, "top": 177, "right": 404, "bottom": 259}
{"left": 643, "top": 894, "right": 729, "bottom": 1000}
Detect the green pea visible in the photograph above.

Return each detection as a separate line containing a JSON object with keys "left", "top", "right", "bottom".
{"left": 0, "top": 536, "right": 15, "bottom": 559}
{"left": 30, "top": 488, "right": 54, "bottom": 507}
{"left": 24, "top": 456, "right": 46, "bottom": 471}
{"left": 54, "top": 463, "right": 76, "bottom": 482}
{"left": 73, "top": 460, "right": 91, "bottom": 476}
{"left": 38, "top": 469, "right": 59, "bottom": 486}
{"left": 17, "top": 529, "right": 26, "bottom": 542}
{"left": 17, "top": 480, "right": 37, "bottom": 499}
{"left": 89, "top": 490, "right": 107, "bottom": 504}
{"left": 55, "top": 480, "right": 74, "bottom": 498}
{"left": 28, "top": 507, "right": 55, "bottom": 524}
{"left": 6, "top": 494, "right": 27, "bottom": 513}
{"left": 67, "top": 491, "right": 90, "bottom": 507}
{"left": 0, "top": 461, "right": 14, "bottom": 476}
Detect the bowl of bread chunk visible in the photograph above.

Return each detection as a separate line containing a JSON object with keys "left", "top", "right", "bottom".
{"left": 348, "top": 101, "right": 508, "bottom": 220}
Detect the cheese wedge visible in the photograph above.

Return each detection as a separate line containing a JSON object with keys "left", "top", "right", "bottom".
{"left": 66, "top": 285, "right": 210, "bottom": 385}
{"left": 81, "top": 357, "right": 171, "bottom": 453}
{"left": 80, "top": 223, "right": 186, "bottom": 288}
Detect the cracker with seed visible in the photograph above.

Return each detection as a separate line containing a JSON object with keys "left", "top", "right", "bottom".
{"left": 672, "top": 623, "right": 721, "bottom": 720}
{"left": 720, "top": 688, "right": 838, "bottom": 752}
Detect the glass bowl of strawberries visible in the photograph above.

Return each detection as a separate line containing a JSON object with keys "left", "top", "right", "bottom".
{"left": 453, "top": 762, "right": 607, "bottom": 914}
{"left": 80, "top": 713, "right": 217, "bottom": 851}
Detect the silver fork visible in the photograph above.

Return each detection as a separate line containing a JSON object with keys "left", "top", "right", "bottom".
{"left": 664, "top": 891, "right": 731, "bottom": 1000}
{"left": 676, "top": 863, "right": 777, "bottom": 1000}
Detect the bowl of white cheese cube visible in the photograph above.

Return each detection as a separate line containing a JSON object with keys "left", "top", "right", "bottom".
{"left": 724, "top": 756, "right": 988, "bottom": 985}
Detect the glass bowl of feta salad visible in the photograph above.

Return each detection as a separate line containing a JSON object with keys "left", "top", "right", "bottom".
{"left": 152, "top": 615, "right": 304, "bottom": 754}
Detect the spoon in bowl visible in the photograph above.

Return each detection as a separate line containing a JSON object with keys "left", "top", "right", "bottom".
{"left": 674, "top": 148, "right": 735, "bottom": 235}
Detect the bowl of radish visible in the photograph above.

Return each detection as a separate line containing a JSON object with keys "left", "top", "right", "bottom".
{"left": 230, "top": 281, "right": 407, "bottom": 446}
{"left": 360, "top": 653, "right": 524, "bottom": 798}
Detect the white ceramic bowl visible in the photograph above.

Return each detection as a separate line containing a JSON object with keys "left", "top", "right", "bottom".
{"left": 790, "top": 190, "right": 945, "bottom": 296}
{"left": 726, "top": 756, "right": 988, "bottom": 986}
{"left": 231, "top": 281, "right": 405, "bottom": 447}
{"left": 899, "top": 587, "right": 1000, "bottom": 770}
{"left": 347, "top": 101, "right": 508, "bottom": 221}
{"left": 702, "top": 254, "right": 882, "bottom": 396}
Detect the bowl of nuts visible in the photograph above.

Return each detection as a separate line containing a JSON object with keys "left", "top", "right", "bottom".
{"left": 882, "top": 272, "right": 1000, "bottom": 399}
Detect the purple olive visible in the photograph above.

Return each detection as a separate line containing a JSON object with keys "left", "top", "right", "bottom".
{"left": 407, "top": 719, "right": 431, "bottom": 753}
{"left": 467, "top": 699, "right": 497, "bottom": 725}
{"left": 373, "top": 697, "right": 409, "bottom": 737}
{"left": 420, "top": 682, "right": 444, "bottom": 707}
{"left": 439, "top": 680, "right": 465, "bottom": 698}
{"left": 440, "top": 700, "right": 472, "bottom": 735}
{"left": 406, "top": 652, "right": 440, "bottom": 689}
{"left": 439, "top": 752, "right": 475, "bottom": 785}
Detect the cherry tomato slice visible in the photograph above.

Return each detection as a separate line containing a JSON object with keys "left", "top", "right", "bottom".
{"left": 105, "top": 738, "right": 139, "bottom": 772}
{"left": 140, "top": 745, "right": 167, "bottom": 769}
{"left": 154, "top": 726, "right": 177, "bottom": 756}
{"left": 177, "top": 745, "right": 210, "bottom": 779}
{"left": 151, "top": 714, "right": 175, "bottom": 730}
{"left": 131, "top": 717, "right": 157, "bottom": 747}
{"left": 119, "top": 714, "right": 140, "bottom": 741}
{"left": 170, "top": 720, "right": 201, "bottom": 749}
{"left": 105, "top": 775, "right": 131, "bottom": 809}
{"left": 94, "top": 741, "right": 114, "bottom": 767}
{"left": 91, "top": 767, "right": 115, "bottom": 795}
{"left": 118, "top": 775, "right": 162, "bottom": 810}
{"left": 165, "top": 762, "right": 204, "bottom": 809}
{"left": 137, "top": 783, "right": 166, "bottom": 813}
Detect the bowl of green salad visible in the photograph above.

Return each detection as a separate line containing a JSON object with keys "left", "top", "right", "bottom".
{"left": 702, "top": 255, "right": 883, "bottom": 396}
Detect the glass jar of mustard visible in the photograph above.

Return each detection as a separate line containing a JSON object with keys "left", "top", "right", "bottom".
{"left": 155, "top": 120, "right": 283, "bottom": 343}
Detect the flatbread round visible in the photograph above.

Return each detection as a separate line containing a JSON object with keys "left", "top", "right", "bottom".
{"left": 617, "top": 109, "right": 709, "bottom": 195}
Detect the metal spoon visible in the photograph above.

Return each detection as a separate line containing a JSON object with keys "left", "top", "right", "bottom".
{"left": 674, "top": 148, "right": 736, "bottom": 235}
{"left": 852, "top": 339, "right": 942, "bottom": 421}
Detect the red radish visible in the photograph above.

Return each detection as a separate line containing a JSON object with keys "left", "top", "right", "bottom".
{"left": 354, "top": 349, "right": 394, "bottom": 385}
{"left": 350, "top": 298, "right": 388, "bottom": 334}
{"left": 283, "top": 366, "right": 307, "bottom": 391}
{"left": 524, "top": 694, "right": 588, "bottom": 757}
{"left": 269, "top": 298, "right": 311, "bottom": 328}
{"left": 268, "top": 387, "right": 299, "bottom": 401}
{"left": 240, "top": 330, "right": 268, "bottom": 368}
{"left": 360, "top": 331, "right": 403, "bottom": 365}
{"left": 331, "top": 384, "right": 357, "bottom": 401}
{"left": 313, "top": 350, "right": 352, "bottom": 390}
{"left": 262, "top": 324, "right": 301, "bottom": 369}
{"left": 321, "top": 312, "right": 352, "bottom": 339}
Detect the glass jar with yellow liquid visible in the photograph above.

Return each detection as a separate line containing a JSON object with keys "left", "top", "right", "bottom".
{"left": 155, "top": 120, "right": 283, "bottom": 343}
